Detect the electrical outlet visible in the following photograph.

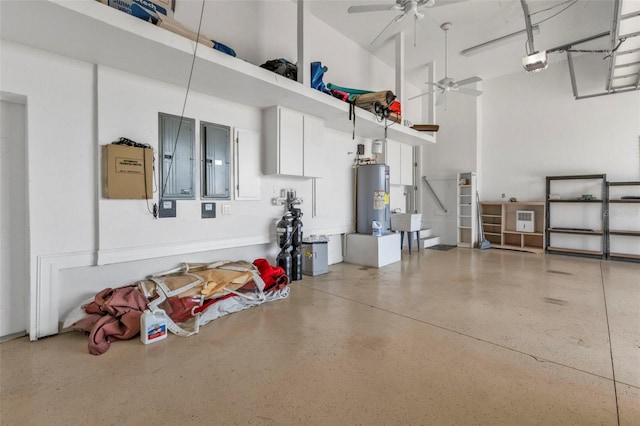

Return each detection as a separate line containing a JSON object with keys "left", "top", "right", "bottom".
{"left": 222, "top": 204, "right": 231, "bottom": 214}
{"left": 501, "top": 193, "right": 505, "bottom": 198}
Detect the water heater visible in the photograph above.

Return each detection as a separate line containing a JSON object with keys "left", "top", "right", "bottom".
{"left": 356, "top": 164, "right": 390, "bottom": 234}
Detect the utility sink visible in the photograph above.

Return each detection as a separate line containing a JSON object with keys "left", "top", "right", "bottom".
{"left": 390, "top": 213, "right": 422, "bottom": 232}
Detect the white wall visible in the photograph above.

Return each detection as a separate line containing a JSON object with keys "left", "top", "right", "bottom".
{"left": 421, "top": 91, "right": 479, "bottom": 244}
{"left": 479, "top": 59, "right": 640, "bottom": 201}
{"left": 479, "top": 58, "right": 640, "bottom": 253}
{"left": 174, "top": 0, "right": 423, "bottom": 124}
{"left": 0, "top": 43, "right": 96, "bottom": 257}
{"left": 0, "top": 99, "right": 29, "bottom": 336}
{"left": 419, "top": 54, "right": 640, "bottom": 247}
{"left": 2, "top": 0, "right": 418, "bottom": 335}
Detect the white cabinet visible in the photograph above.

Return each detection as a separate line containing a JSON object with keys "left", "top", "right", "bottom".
{"left": 385, "top": 140, "right": 413, "bottom": 186}
{"left": 457, "top": 172, "right": 477, "bottom": 248}
{"left": 303, "top": 115, "right": 325, "bottom": 178}
{"left": 234, "top": 128, "right": 261, "bottom": 200}
{"left": 263, "top": 106, "right": 324, "bottom": 178}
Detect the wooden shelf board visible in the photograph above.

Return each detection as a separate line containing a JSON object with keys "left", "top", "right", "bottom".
{"left": 609, "top": 253, "right": 640, "bottom": 260}
{"left": 0, "top": 0, "right": 435, "bottom": 146}
{"left": 548, "top": 199, "right": 603, "bottom": 203}
{"left": 488, "top": 243, "right": 543, "bottom": 254}
{"left": 484, "top": 232, "right": 501, "bottom": 236}
{"left": 548, "top": 228, "right": 603, "bottom": 235}
{"left": 482, "top": 223, "right": 501, "bottom": 227}
{"left": 501, "top": 244, "right": 544, "bottom": 254}
{"left": 609, "top": 199, "right": 640, "bottom": 203}
{"left": 482, "top": 214, "right": 502, "bottom": 218}
{"left": 547, "top": 247, "right": 604, "bottom": 256}
{"left": 504, "top": 231, "right": 543, "bottom": 236}
{"left": 501, "top": 201, "right": 545, "bottom": 206}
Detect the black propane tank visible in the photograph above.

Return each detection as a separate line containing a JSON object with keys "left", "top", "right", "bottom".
{"left": 290, "top": 246, "right": 302, "bottom": 281}
{"left": 276, "top": 213, "right": 293, "bottom": 249}
{"left": 276, "top": 249, "right": 292, "bottom": 279}
{"left": 291, "top": 208, "right": 303, "bottom": 247}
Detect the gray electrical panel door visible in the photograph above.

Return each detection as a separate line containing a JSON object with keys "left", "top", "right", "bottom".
{"left": 159, "top": 113, "right": 195, "bottom": 199}
{"left": 201, "top": 122, "right": 231, "bottom": 199}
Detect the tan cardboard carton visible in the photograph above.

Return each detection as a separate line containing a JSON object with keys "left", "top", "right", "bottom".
{"left": 103, "top": 144, "right": 153, "bottom": 199}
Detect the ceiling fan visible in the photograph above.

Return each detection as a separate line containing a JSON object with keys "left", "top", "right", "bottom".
{"left": 409, "top": 22, "right": 482, "bottom": 105}
{"left": 347, "top": 0, "right": 443, "bottom": 46}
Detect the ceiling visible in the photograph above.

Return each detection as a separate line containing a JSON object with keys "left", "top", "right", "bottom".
{"left": 310, "top": 0, "right": 622, "bottom": 88}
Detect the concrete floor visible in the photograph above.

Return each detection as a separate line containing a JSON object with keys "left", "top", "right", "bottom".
{"left": 1, "top": 248, "right": 639, "bottom": 425}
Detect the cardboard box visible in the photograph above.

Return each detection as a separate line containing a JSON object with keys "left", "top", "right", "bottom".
{"left": 103, "top": 144, "right": 153, "bottom": 199}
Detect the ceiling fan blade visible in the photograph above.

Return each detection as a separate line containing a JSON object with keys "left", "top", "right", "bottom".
{"left": 436, "top": 92, "right": 447, "bottom": 105}
{"left": 455, "top": 76, "right": 482, "bottom": 86}
{"left": 456, "top": 87, "right": 483, "bottom": 97}
{"left": 347, "top": 4, "right": 397, "bottom": 14}
{"left": 408, "top": 92, "right": 429, "bottom": 100}
{"left": 428, "top": 0, "right": 468, "bottom": 8}
{"left": 408, "top": 89, "right": 437, "bottom": 100}
{"left": 370, "top": 13, "right": 405, "bottom": 46}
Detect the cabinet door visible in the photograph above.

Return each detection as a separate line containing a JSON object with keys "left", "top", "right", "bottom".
{"left": 278, "top": 107, "right": 304, "bottom": 176}
{"left": 303, "top": 115, "right": 325, "bottom": 178}
{"left": 400, "top": 143, "right": 413, "bottom": 186}
{"left": 235, "top": 128, "right": 261, "bottom": 200}
{"left": 386, "top": 140, "right": 401, "bottom": 185}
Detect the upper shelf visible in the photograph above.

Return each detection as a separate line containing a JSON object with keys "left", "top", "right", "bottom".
{"left": 0, "top": 0, "right": 435, "bottom": 146}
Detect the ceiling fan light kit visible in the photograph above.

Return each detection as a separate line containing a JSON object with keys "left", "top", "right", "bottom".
{"left": 348, "top": 0, "right": 443, "bottom": 46}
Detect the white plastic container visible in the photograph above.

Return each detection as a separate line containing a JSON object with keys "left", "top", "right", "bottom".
{"left": 140, "top": 308, "right": 168, "bottom": 344}
{"left": 372, "top": 220, "right": 382, "bottom": 236}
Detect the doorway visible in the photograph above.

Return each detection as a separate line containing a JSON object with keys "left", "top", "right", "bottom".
{"left": 1, "top": 99, "right": 29, "bottom": 340}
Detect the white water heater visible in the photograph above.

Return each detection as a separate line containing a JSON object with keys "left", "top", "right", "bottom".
{"left": 516, "top": 210, "right": 535, "bottom": 233}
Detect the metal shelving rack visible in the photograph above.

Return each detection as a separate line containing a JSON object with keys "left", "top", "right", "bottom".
{"left": 607, "top": 181, "right": 640, "bottom": 262}
{"left": 545, "top": 174, "right": 608, "bottom": 259}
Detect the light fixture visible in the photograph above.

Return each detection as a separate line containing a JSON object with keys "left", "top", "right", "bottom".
{"left": 520, "top": 0, "right": 548, "bottom": 73}
{"left": 522, "top": 50, "right": 548, "bottom": 73}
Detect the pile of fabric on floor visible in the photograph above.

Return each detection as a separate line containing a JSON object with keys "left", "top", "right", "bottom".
{"left": 65, "top": 259, "right": 289, "bottom": 355}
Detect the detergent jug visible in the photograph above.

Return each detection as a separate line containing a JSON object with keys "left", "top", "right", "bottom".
{"left": 372, "top": 220, "right": 382, "bottom": 237}
{"left": 140, "top": 308, "right": 168, "bottom": 345}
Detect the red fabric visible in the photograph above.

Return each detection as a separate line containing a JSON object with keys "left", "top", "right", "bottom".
{"left": 253, "top": 258, "right": 289, "bottom": 290}
{"left": 331, "top": 89, "right": 350, "bottom": 102}
{"left": 72, "top": 286, "right": 149, "bottom": 355}
{"left": 389, "top": 100, "right": 401, "bottom": 114}
{"left": 193, "top": 292, "right": 236, "bottom": 314}
{"left": 163, "top": 296, "right": 201, "bottom": 324}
